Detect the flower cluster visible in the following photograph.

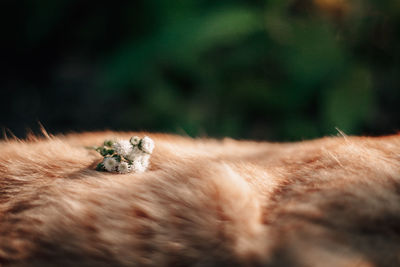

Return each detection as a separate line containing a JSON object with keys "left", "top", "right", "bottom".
{"left": 95, "top": 136, "right": 155, "bottom": 174}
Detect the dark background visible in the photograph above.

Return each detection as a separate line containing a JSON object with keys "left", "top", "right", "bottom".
{"left": 1, "top": 0, "right": 399, "bottom": 141}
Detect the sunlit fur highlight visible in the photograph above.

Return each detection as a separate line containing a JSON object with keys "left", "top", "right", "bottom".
{"left": 1, "top": 131, "right": 400, "bottom": 266}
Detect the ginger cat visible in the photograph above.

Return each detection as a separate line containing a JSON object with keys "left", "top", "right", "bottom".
{"left": 1, "top": 131, "right": 400, "bottom": 266}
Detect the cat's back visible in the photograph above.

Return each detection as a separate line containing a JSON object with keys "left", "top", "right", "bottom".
{"left": 1, "top": 132, "right": 400, "bottom": 266}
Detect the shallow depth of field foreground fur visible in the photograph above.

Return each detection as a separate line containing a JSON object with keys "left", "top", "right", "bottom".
{"left": 1, "top": 131, "right": 400, "bottom": 266}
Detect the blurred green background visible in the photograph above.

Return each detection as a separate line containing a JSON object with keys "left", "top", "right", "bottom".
{"left": 1, "top": 0, "right": 399, "bottom": 141}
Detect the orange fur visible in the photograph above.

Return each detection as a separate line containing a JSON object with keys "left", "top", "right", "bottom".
{"left": 1, "top": 131, "right": 400, "bottom": 266}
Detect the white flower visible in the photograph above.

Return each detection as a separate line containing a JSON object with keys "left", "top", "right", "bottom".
{"left": 103, "top": 157, "right": 117, "bottom": 172}
{"left": 130, "top": 136, "right": 140, "bottom": 146}
{"left": 130, "top": 154, "right": 150, "bottom": 173}
{"left": 140, "top": 136, "right": 155, "bottom": 154}
{"left": 140, "top": 154, "right": 150, "bottom": 169}
{"left": 95, "top": 135, "right": 155, "bottom": 174}
{"left": 112, "top": 140, "right": 132, "bottom": 157}
{"left": 131, "top": 159, "right": 146, "bottom": 173}
{"left": 117, "top": 162, "right": 131, "bottom": 174}
{"left": 126, "top": 146, "right": 143, "bottom": 161}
